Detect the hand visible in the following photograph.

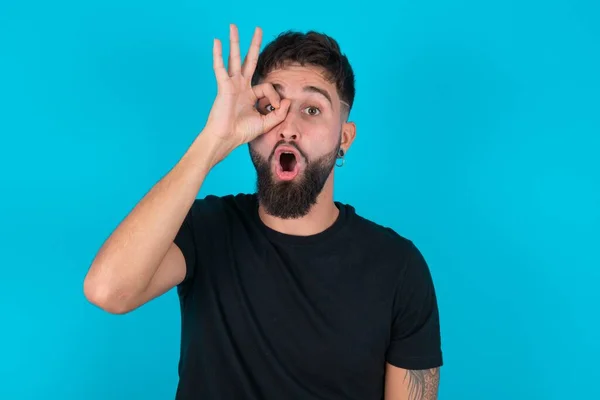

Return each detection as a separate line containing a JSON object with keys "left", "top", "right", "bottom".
{"left": 202, "top": 24, "right": 291, "bottom": 161}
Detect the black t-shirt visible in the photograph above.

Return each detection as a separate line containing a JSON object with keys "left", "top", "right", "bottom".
{"left": 173, "top": 193, "right": 442, "bottom": 400}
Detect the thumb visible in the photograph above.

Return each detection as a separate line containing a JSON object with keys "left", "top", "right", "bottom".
{"left": 261, "top": 99, "right": 290, "bottom": 132}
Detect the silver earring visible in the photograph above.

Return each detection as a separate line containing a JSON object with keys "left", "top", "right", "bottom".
{"left": 336, "top": 149, "right": 345, "bottom": 167}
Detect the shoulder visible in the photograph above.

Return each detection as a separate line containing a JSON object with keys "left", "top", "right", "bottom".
{"left": 344, "top": 203, "right": 418, "bottom": 258}
{"left": 189, "top": 192, "right": 257, "bottom": 215}
{"left": 181, "top": 193, "right": 258, "bottom": 244}
{"left": 341, "top": 203, "right": 431, "bottom": 281}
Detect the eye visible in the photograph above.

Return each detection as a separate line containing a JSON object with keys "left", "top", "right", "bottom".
{"left": 303, "top": 106, "right": 321, "bottom": 116}
{"left": 264, "top": 104, "right": 275, "bottom": 113}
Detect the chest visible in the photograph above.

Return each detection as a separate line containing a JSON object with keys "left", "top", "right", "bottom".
{"left": 196, "top": 237, "right": 397, "bottom": 381}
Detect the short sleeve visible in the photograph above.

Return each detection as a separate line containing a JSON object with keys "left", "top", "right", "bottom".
{"left": 174, "top": 201, "right": 197, "bottom": 294}
{"left": 386, "top": 242, "right": 443, "bottom": 370}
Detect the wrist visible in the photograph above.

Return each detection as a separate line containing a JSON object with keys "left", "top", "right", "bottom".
{"left": 186, "top": 129, "right": 234, "bottom": 172}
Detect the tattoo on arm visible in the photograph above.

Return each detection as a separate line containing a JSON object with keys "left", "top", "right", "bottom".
{"left": 404, "top": 368, "right": 440, "bottom": 400}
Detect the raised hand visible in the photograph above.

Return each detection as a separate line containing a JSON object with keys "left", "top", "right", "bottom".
{"left": 202, "top": 24, "right": 291, "bottom": 161}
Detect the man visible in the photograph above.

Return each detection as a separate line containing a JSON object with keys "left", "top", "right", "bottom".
{"left": 84, "top": 24, "right": 443, "bottom": 400}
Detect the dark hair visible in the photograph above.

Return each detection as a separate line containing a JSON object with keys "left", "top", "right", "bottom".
{"left": 252, "top": 30, "right": 356, "bottom": 112}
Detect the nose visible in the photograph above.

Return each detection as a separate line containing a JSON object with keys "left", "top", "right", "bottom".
{"left": 280, "top": 131, "right": 297, "bottom": 141}
{"left": 276, "top": 111, "right": 300, "bottom": 141}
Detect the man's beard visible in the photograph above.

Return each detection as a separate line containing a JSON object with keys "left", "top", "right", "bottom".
{"left": 248, "top": 139, "right": 340, "bottom": 219}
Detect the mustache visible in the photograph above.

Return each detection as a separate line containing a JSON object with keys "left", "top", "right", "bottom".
{"left": 268, "top": 140, "right": 308, "bottom": 163}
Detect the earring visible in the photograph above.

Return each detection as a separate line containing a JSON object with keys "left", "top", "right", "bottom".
{"left": 336, "top": 148, "right": 345, "bottom": 167}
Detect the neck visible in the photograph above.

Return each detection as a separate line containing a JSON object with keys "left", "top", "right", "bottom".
{"left": 258, "top": 179, "right": 339, "bottom": 237}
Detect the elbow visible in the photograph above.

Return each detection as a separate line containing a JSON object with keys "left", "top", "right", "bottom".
{"left": 83, "top": 272, "right": 134, "bottom": 315}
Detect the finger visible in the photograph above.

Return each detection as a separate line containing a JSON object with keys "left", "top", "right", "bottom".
{"left": 262, "top": 99, "right": 291, "bottom": 132}
{"left": 228, "top": 24, "right": 242, "bottom": 76}
{"left": 242, "top": 27, "right": 262, "bottom": 78}
{"left": 212, "top": 38, "right": 229, "bottom": 83}
{"left": 252, "top": 83, "right": 281, "bottom": 109}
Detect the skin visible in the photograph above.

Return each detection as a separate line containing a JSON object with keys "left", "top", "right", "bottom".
{"left": 385, "top": 365, "right": 441, "bottom": 400}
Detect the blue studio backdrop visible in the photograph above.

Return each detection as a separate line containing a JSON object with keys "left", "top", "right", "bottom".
{"left": 1, "top": 1, "right": 598, "bottom": 399}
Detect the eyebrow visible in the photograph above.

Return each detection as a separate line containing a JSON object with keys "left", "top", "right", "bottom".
{"left": 272, "top": 83, "right": 334, "bottom": 106}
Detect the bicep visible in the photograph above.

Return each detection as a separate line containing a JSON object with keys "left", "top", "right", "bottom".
{"left": 384, "top": 362, "right": 440, "bottom": 400}
{"left": 129, "top": 198, "right": 198, "bottom": 312}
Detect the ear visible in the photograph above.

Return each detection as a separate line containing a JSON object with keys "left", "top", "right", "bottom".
{"left": 340, "top": 121, "right": 356, "bottom": 154}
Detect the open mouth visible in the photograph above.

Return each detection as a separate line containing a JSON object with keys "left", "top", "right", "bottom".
{"left": 279, "top": 152, "right": 297, "bottom": 172}
{"left": 273, "top": 147, "right": 302, "bottom": 181}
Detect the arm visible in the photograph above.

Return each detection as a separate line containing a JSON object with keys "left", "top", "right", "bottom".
{"left": 83, "top": 133, "right": 221, "bottom": 314}
{"left": 384, "top": 242, "right": 443, "bottom": 399}
{"left": 83, "top": 24, "right": 289, "bottom": 314}
{"left": 384, "top": 363, "right": 440, "bottom": 400}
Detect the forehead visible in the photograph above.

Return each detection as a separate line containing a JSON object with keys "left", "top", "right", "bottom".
{"left": 260, "top": 64, "right": 339, "bottom": 101}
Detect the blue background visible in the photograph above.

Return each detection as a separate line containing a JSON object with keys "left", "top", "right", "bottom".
{"left": 1, "top": 0, "right": 598, "bottom": 399}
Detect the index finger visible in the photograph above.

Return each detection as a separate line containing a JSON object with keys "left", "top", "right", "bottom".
{"left": 242, "top": 27, "right": 263, "bottom": 79}
{"left": 252, "top": 82, "right": 281, "bottom": 110}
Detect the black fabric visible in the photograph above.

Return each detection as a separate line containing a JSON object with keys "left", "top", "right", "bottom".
{"left": 173, "top": 193, "right": 442, "bottom": 400}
